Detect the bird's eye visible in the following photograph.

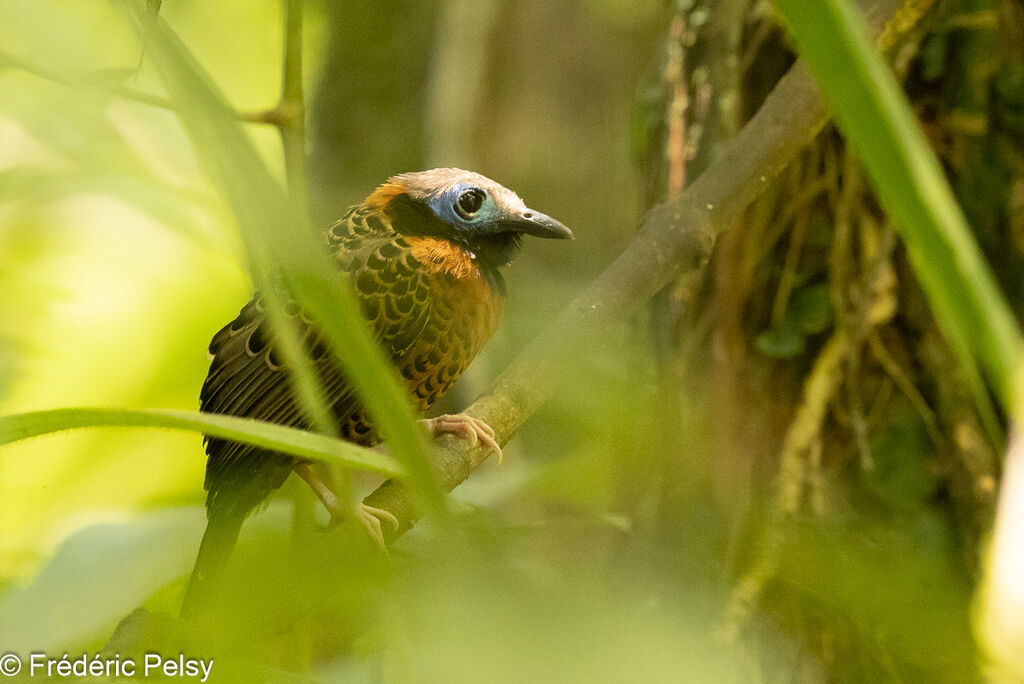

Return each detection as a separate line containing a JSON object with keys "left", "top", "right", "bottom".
{"left": 455, "top": 188, "right": 485, "bottom": 219}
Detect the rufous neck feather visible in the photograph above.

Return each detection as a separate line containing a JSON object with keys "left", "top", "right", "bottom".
{"left": 363, "top": 181, "right": 408, "bottom": 211}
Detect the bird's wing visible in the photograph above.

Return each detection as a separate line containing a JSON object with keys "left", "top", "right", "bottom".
{"left": 342, "top": 233, "right": 433, "bottom": 359}
{"left": 200, "top": 232, "right": 436, "bottom": 508}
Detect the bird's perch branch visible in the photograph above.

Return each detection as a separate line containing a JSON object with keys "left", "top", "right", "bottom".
{"left": 363, "top": 0, "right": 930, "bottom": 540}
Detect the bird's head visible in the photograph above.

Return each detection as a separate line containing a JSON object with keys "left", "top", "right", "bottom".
{"left": 365, "top": 168, "right": 573, "bottom": 265}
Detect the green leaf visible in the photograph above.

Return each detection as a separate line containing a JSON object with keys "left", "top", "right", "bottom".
{"left": 791, "top": 283, "right": 832, "bottom": 335}
{"left": 772, "top": 0, "right": 1023, "bottom": 440}
{"left": 122, "top": 5, "right": 446, "bottom": 516}
{"left": 755, "top": 320, "right": 806, "bottom": 358}
{"left": 919, "top": 33, "right": 948, "bottom": 84}
{"left": 862, "top": 406, "right": 938, "bottom": 512}
{"left": 0, "top": 408, "right": 404, "bottom": 476}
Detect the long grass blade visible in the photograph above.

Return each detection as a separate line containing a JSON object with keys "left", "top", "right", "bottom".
{"left": 0, "top": 407, "right": 403, "bottom": 476}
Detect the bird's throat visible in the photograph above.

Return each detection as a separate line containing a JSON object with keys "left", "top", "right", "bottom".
{"left": 383, "top": 194, "right": 521, "bottom": 294}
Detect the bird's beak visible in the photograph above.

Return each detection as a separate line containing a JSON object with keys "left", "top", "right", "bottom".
{"left": 501, "top": 210, "right": 574, "bottom": 240}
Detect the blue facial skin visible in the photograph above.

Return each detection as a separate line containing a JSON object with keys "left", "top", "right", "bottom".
{"left": 426, "top": 184, "right": 505, "bottom": 233}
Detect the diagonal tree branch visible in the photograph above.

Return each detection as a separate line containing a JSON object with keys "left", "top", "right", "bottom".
{"left": 364, "top": 0, "right": 931, "bottom": 540}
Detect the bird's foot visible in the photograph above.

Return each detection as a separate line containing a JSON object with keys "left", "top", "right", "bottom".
{"left": 294, "top": 463, "right": 397, "bottom": 549}
{"left": 420, "top": 413, "right": 502, "bottom": 464}
{"left": 355, "top": 504, "right": 400, "bottom": 550}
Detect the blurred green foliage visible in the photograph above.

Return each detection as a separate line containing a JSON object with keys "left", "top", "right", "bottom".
{"left": 0, "top": 0, "right": 1017, "bottom": 681}
{"left": 755, "top": 282, "right": 833, "bottom": 358}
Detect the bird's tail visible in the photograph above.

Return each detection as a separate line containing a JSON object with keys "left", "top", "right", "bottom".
{"left": 180, "top": 511, "right": 244, "bottom": 619}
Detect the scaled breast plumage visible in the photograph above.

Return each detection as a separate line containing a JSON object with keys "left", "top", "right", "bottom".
{"left": 327, "top": 203, "right": 503, "bottom": 412}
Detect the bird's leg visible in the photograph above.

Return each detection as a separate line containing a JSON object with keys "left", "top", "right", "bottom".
{"left": 420, "top": 414, "right": 503, "bottom": 464}
{"left": 292, "top": 463, "right": 398, "bottom": 549}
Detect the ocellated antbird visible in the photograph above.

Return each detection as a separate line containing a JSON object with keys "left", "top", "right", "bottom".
{"left": 181, "top": 169, "right": 572, "bottom": 616}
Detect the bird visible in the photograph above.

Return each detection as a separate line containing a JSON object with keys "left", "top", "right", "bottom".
{"left": 181, "top": 168, "right": 572, "bottom": 617}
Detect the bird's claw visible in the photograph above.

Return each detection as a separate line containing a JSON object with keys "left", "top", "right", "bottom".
{"left": 421, "top": 413, "right": 503, "bottom": 464}
{"left": 295, "top": 463, "right": 398, "bottom": 549}
{"left": 354, "top": 503, "right": 400, "bottom": 551}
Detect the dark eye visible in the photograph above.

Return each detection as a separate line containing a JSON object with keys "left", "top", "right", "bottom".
{"left": 455, "top": 188, "right": 485, "bottom": 219}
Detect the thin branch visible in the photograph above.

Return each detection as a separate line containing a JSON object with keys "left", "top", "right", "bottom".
{"left": 0, "top": 48, "right": 278, "bottom": 125}
{"left": 363, "top": 0, "right": 925, "bottom": 541}
{"left": 278, "top": 0, "right": 307, "bottom": 207}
